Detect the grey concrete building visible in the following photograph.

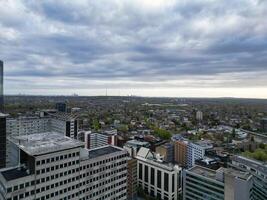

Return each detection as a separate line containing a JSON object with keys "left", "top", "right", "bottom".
{"left": 0, "top": 132, "right": 128, "bottom": 200}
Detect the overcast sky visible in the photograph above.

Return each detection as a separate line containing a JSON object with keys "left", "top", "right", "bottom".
{"left": 1, "top": 0, "right": 267, "bottom": 98}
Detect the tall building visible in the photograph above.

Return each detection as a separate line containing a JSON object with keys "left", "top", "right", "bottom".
{"left": 183, "top": 165, "right": 253, "bottom": 200}
{"left": 0, "top": 113, "right": 7, "bottom": 169}
{"left": 136, "top": 147, "right": 182, "bottom": 200}
{"left": 0, "top": 132, "right": 128, "bottom": 200}
{"left": 173, "top": 140, "right": 188, "bottom": 167}
{"left": 127, "top": 158, "right": 138, "bottom": 200}
{"left": 196, "top": 110, "right": 203, "bottom": 121}
{"left": 0, "top": 60, "right": 3, "bottom": 112}
{"left": 230, "top": 155, "right": 267, "bottom": 199}
{"left": 55, "top": 102, "right": 67, "bottom": 112}
{"left": 260, "top": 118, "right": 267, "bottom": 133}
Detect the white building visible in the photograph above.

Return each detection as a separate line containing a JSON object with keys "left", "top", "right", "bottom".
{"left": 187, "top": 141, "right": 213, "bottom": 168}
{"left": 196, "top": 111, "right": 203, "bottom": 121}
{"left": 136, "top": 147, "right": 182, "bottom": 200}
{"left": 0, "top": 132, "right": 128, "bottom": 200}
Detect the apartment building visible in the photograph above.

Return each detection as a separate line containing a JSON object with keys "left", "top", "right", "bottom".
{"left": 136, "top": 147, "right": 182, "bottom": 200}
{"left": 0, "top": 132, "right": 128, "bottom": 200}
{"left": 127, "top": 158, "right": 137, "bottom": 200}
{"left": 183, "top": 165, "right": 253, "bottom": 200}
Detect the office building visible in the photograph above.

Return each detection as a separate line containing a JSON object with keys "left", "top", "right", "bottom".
{"left": 136, "top": 147, "right": 182, "bottom": 200}
{"left": 260, "top": 118, "right": 267, "bottom": 133}
{"left": 0, "top": 113, "right": 7, "bottom": 169}
{"left": 0, "top": 132, "right": 128, "bottom": 200}
{"left": 230, "top": 155, "right": 267, "bottom": 199}
{"left": 155, "top": 143, "right": 174, "bottom": 163}
{"left": 55, "top": 102, "right": 67, "bottom": 112}
{"left": 183, "top": 165, "right": 253, "bottom": 200}
{"left": 84, "top": 131, "right": 117, "bottom": 149}
{"left": 127, "top": 158, "right": 137, "bottom": 200}
{"left": 0, "top": 60, "right": 3, "bottom": 112}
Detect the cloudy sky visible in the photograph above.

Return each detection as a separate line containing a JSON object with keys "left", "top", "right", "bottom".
{"left": 1, "top": 0, "right": 267, "bottom": 98}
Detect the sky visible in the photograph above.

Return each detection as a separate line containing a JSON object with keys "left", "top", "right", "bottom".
{"left": 0, "top": 0, "right": 267, "bottom": 98}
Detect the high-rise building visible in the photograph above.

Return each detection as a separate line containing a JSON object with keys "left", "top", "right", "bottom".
{"left": 260, "top": 118, "right": 267, "bottom": 133}
{"left": 0, "top": 60, "right": 3, "bottom": 112}
{"left": 136, "top": 147, "right": 182, "bottom": 200}
{"left": 0, "top": 113, "right": 7, "bottom": 169}
{"left": 173, "top": 140, "right": 188, "bottom": 167}
{"left": 127, "top": 158, "right": 137, "bottom": 200}
{"left": 230, "top": 155, "right": 267, "bottom": 199}
{"left": 183, "top": 165, "right": 253, "bottom": 200}
{"left": 55, "top": 102, "right": 67, "bottom": 112}
{"left": 196, "top": 110, "right": 203, "bottom": 121}
{"left": 0, "top": 132, "right": 128, "bottom": 200}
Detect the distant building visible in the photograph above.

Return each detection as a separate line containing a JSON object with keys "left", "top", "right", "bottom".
{"left": 0, "top": 132, "right": 128, "bottom": 200}
{"left": 260, "top": 118, "right": 267, "bottom": 133}
{"left": 196, "top": 110, "right": 203, "bottom": 121}
{"left": 55, "top": 102, "right": 67, "bottom": 112}
{"left": 183, "top": 165, "right": 253, "bottom": 200}
{"left": 155, "top": 143, "right": 174, "bottom": 163}
{"left": 136, "top": 147, "right": 182, "bottom": 200}
{"left": 0, "top": 60, "right": 3, "bottom": 112}
{"left": 0, "top": 113, "right": 7, "bottom": 169}
{"left": 127, "top": 158, "right": 138, "bottom": 200}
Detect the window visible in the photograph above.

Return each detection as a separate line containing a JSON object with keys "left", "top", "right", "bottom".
{"left": 139, "top": 163, "right": 143, "bottom": 180}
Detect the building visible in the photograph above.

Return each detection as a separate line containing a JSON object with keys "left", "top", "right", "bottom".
{"left": 124, "top": 140, "right": 150, "bottom": 157}
{"left": 230, "top": 155, "right": 267, "bottom": 199}
{"left": 260, "top": 118, "right": 267, "bottom": 133}
{"left": 173, "top": 140, "right": 188, "bottom": 167}
{"left": 0, "top": 132, "right": 128, "bottom": 200}
{"left": 0, "top": 60, "right": 3, "bottom": 112}
{"left": 187, "top": 141, "right": 213, "bottom": 168}
{"left": 196, "top": 110, "right": 203, "bottom": 121}
{"left": 84, "top": 131, "right": 117, "bottom": 149}
{"left": 55, "top": 102, "right": 67, "bottom": 112}
{"left": 0, "top": 113, "right": 7, "bottom": 169}
{"left": 155, "top": 143, "right": 174, "bottom": 163}
{"left": 136, "top": 147, "right": 182, "bottom": 200}
{"left": 6, "top": 112, "right": 78, "bottom": 139}
{"left": 183, "top": 165, "right": 253, "bottom": 200}
{"left": 127, "top": 158, "right": 137, "bottom": 200}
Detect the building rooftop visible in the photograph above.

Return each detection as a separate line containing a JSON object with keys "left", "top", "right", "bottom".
{"left": 8, "top": 132, "right": 84, "bottom": 156}
{"left": 126, "top": 140, "right": 150, "bottom": 147}
{"left": 189, "top": 165, "right": 219, "bottom": 180}
{"left": 88, "top": 146, "right": 123, "bottom": 159}
{"left": 0, "top": 166, "right": 31, "bottom": 182}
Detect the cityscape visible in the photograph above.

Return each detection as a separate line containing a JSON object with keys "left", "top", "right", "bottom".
{"left": 1, "top": 1, "right": 267, "bottom": 200}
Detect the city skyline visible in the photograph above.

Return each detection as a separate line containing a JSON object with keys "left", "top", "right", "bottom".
{"left": 1, "top": 0, "right": 267, "bottom": 98}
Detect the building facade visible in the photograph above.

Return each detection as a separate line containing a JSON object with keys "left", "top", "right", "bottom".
{"left": 183, "top": 165, "right": 253, "bottom": 200}
{"left": 84, "top": 132, "right": 117, "bottom": 149}
{"left": 0, "top": 60, "right": 3, "bottom": 112}
{"left": 0, "top": 132, "right": 128, "bottom": 200}
{"left": 136, "top": 147, "right": 182, "bottom": 200}
{"left": 173, "top": 140, "right": 188, "bottom": 167}
{"left": 127, "top": 158, "right": 137, "bottom": 200}
{"left": 156, "top": 143, "right": 174, "bottom": 163}
{"left": 0, "top": 113, "right": 7, "bottom": 169}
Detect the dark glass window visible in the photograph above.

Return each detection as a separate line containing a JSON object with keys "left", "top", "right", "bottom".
{"left": 151, "top": 168, "right": 155, "bottom": 185}
{"left": 164, "top": 173, "right": 169, "bottom": 192}
{"left": 139, "top": 163, "right": 143, "bottom": 180}
{"left": 144, "top": 165, "right": 148, "bottom": 182}
{"left": 157, "top": 171, "right": 161, "bottom": 188}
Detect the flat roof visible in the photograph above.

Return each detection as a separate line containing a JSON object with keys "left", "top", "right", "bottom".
{"left": 1, "top": 166, "right": 31, "bottom": 181}
{"left": 88, "top": 146, "right": 122, "bottom": 159}
{"left": 189, "top": 165, "right": 219, "bottom": 180}
{"left": 9, "top": 132, "right": 84, "bottom": 156}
